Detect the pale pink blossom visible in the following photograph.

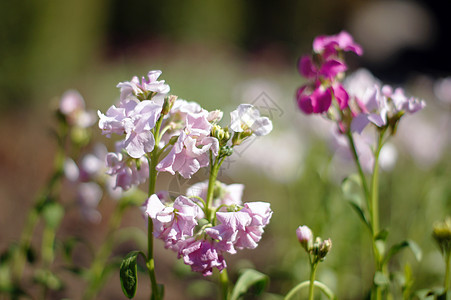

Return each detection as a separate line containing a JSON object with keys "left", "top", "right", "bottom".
{"left": 146, "top": 194, "right": 200, "bottom": 250}
{"left": 59, "top": 90, "right": 96, "bottom": 128}
{"left": 296, "top": 225, "right": 313, "bottom": 245}
{"left": 117, "top": 70, "right": 170, "bottom": 101}
{"left": 105, "top": 152, "right": 149, "bottom": 191}
{"left": 157, "top": 111, "right": 219, "bottom": 178}
{"left": 186, "top": 181, "right": 244, "bottom": 209}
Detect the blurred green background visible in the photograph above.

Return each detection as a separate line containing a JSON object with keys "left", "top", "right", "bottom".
{"left": 1, "top": 0, "right": 451, "bottom": 299}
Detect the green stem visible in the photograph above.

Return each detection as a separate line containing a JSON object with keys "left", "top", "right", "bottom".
{"left": 284, "top": 280, "right": 336, "bottom": 300}
{"left": 205, "top": 153, "right": 223, "bottom": 222}
{"left": 346, "top": 132, "right": 370, "bottom": 204}
{"left": 145, "top": 116, "right": 165, "bottom": 300}
{"left": 445, "top": 251, "right": 451, "bottom": 293}
{"left": 308, "top": 263, "right": 318, "bottom": 300}
{"left": 220, "top": 269, "right": 230, "bottom": 300}
{"left": 370, "top": 129, "right": 387, "bottom": 300}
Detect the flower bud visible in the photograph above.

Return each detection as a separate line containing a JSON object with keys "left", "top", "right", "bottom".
{"left": 296, "top": 225, "right": 313, "bottom": 251}
{"left": 433, "top": 217, "right": 451, "bottom": 255}
{"left": 162, "top": 95, "right": 178, "bottom": 115}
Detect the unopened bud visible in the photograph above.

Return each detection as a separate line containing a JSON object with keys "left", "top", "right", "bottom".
{"left": 296, "top": 225, "right": 313, "bottom": 251}
{"left": 168, "top": 135, "right": 179, "bottom": 145}
{"left": 433, "top": 217, "right": 451, "bottom": 255}
{"left": 162, "top": 95, "right": 178, "bottom": 115}
{"left": 207, "top": 110, "right": 223, "bottom": 123}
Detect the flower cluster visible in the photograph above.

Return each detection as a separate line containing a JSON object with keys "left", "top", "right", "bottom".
{"left": 296, "top": 31, "right": 362, "bottom": 116}
{"left": 98, "top": 70, "right": 274, "bottom": 276}
{"left": 296, "top": 31, "right": 425, "bottom": 135}
{"left": 146, "top": 187, "right": 272, "bottom": 276}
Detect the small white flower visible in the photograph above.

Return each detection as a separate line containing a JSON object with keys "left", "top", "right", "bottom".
{"left": 229, "top": 104, "right": 273, "bottom": 136}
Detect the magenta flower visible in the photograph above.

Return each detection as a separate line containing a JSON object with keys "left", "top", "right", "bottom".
{"left": 177, "top": 238, "right": 227, "bottom": 276}
{"left": 296, "top": 84, "right": 332, "bottom": 114}
{"left": 298, "top": 56, "right": 347, "bottom": 80}
{"left": 313, "top": 31, "right": 363, "bottom": 57}
{"left": 146, "top": 194, "right": 200, "bottom": 250}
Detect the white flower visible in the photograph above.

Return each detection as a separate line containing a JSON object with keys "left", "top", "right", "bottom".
{"left": 229, "top": 104, "right": 273, "bottom": 136}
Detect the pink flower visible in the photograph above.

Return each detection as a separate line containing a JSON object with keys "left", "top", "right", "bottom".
{"left": 59, "top": 90, "right": 96, "bottom": 128}
{"left": 313, "top": 31, "right": 363, "bottom": 57}
{"left": 105, "top": 152, "right": 149, "bottom": 191}
{"left": 157, "top": 111, "right": 219, "bottom": 178}
{"left": 117, "top": 70, "right": 170, "bottom": 101}
{"left": 177, "top": 238, "right": 226, "bottom": 276}
{"left": 146, "top": 194, "right": 200, "bottom": 250}
{"left": 186, "top": 181, "right": 244, "bottom": 209}
{"left": 205, "top": 202, "right": 272, "bottom": 254}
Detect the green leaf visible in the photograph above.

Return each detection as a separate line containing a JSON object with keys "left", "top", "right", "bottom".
{"left": 230, "top": 269, "right": 269, "bottom": 300}
{"left": 383, "top": 240, "right": 422, "bottom": 265}
{"left": 120, "top": 251, "right": 145, "bottom": 299}
{"left": 373, "top": 271, "right": 390, "bottom": 287}
{"left": 375, "top": 229, "right": 389, "bottom": 241}
{"left": 341, "top": 175, "right": 371, "bottom": 231}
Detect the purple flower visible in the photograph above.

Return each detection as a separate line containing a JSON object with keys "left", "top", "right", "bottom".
{"left": 313, "top": 31, "right": 363, "bottom": 57}
{"left": 229, "top": 104, "right": 273, "bottom": 136}
{"left": 177, "top": 238, "right": 227, "bottom": 276}
{"left": 105, "top": 152, "right": 149, "bottom": 191}
{"left": 383, "top": 86, "right": 426, "bottom": 114}
{"left": 157, "top": 111, "right": 219, "bottom": 178}
{"left": 145, "top": 194, "right": 200, "bottom": 250}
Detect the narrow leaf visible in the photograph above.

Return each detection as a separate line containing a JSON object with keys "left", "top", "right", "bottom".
{"left": 120, "top": 251, "right": 144, "bottom": 299}
{"left": 341, "top": 175, "right": 371, "bottom": 231}
{"left": 383, "top": 240, "right": 422, "bottom": 265}
{"left": 230, "top": 269, "right": 269, "bottom": 300}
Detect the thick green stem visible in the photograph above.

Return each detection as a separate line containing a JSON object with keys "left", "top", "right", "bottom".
{"left": 145, "top": 116, "right": 164, "bottom": 300}
{"left": 220, "top": 269, "right": 230, "bottom": 300}
{"left": 308, "top": 263, "right": 318, "bottom": 300}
